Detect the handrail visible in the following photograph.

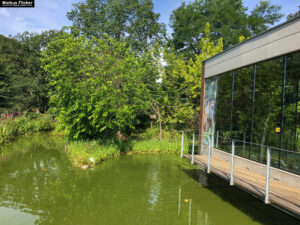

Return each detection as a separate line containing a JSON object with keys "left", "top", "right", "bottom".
{"left": 197, "top": 132, "right": 300, "bottom": 155}
{"left": 179, "top": 129, "right": 300, "bottom": 155}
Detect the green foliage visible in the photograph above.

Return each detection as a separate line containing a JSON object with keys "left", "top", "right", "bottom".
{"left": 0, "top": 35, "right": 23, "bottom": 111}
{"left": 67, "top": 141, "right": 120, "bottom": 166}
{"left": 170, "top": 0, "right": 283, "bottom": 57}
{"left": 286, "top": 6, "right": 300, "bottom": 20}
{"left": 67, "top": 0, "right": 166, "bottom": 51}
{"left": 247, "top": 0, "right": 284, "bottom": 36}
{"left": 67, "top": 128, "right": 187, "bottom": 166}
{"left": 157, "top": 23, "right": 223, "bottom": 130}
{"left": 134, "top": 127, "right": 180, "bottom": 140}
{"left": 238, "top": 35, "right": 248, "bottom": 43}
{"left": 0, "top": 113, "right": 55, "bottom": 144}
{"left": 0, "top": 31, "right": 59, "bottom": 113}
{"left": 0, "top": 61, "right": 11, "bottom": 110}
{"left": 42, "top": 30, "right": 159, "bottom": 140}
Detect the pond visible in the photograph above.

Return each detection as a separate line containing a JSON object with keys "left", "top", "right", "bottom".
{"left": 0, "top": 134, "right": 298, "bottom": 225}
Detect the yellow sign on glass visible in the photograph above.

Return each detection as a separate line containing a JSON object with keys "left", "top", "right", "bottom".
{"left": 275, "top": 127, "right": 280, "bottom": 133}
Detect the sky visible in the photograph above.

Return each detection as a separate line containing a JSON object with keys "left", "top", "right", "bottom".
{"left": 0, "top": 0, "right": 299, "bottom": 37}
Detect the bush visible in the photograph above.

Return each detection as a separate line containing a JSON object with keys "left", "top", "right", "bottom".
{"left": 0, "top": 113, "right": 55, "bottom": 144}
{"left": 42, "top": 32, "right": 158, "bottom": 141}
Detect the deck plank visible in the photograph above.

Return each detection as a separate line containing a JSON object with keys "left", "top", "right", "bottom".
{"left": 184, "top": 154, "right": 300, "bottom": 218}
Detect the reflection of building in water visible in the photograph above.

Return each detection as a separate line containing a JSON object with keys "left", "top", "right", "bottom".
{"left": 198, "top": 171, "right": 208, "bottom": 187}
{"left": 197, "top": 210, "right": 210, "bottom": 225}
{"left": 177, "top": 185, "right": 211, "bottom": 225}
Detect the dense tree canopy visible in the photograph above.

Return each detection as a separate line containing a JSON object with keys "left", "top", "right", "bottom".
{"left": 0, "top": 35, "right": 27, "bottom": 112}
{"left": 154, "top": 23, "right": 223, "bottom": 130}
{"left": 247, "top": 0, "right": 283, "bottom": 35}
{"left": 42, "top": 30, "right": 160, "bottom": 140}
{"left": 67, "top": 0, "right": 166, "bottom": 52}
{"left": 170, "top": 0, "right": 283, "bottom": 57}
{"left": 0, "top": 31, "right": 59, "bottom": 113}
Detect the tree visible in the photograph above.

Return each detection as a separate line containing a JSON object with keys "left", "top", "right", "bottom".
{"left": 0, "top": 34, "right": 30, "bottom": 113}
{"left": 247, "top": 0, "right": 283, "bottom": 36}
{"left": 158, "top": 23, "right": 223, "bottom": 130}
{"left": 0, "top": 31, "right": 59, "bottom": 113}
{"left": 13, "top": 30, "right": 60, "bottom": 113}
{"left": 286, "top": 6, "right": 300, "bottom": 20}
{"left": 67, "top": 0, "right": 166, "bottom": 52}
{"left": 42, "top": 30, "right": 160, "bottom": 140}
{"left": 0, "top": 39, "right": 13, "bottom": 111}
{"left": 170, "top": 0, "right": 283, "bottom": 58}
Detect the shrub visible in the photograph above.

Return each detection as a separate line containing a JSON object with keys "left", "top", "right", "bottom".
{"left": 0, "top": 113, "right": 55, "bottom": 144}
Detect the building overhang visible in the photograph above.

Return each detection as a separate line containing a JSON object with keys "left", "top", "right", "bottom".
{"left": 204, "top": 16, "right": 300, "bottom": 78}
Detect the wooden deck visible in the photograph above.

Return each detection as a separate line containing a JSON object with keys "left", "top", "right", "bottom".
{"left": 184, "top": 154, "right": 300, "bottom": 219}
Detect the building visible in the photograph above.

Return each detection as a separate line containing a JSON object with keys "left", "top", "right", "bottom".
{"left": 200, "top": 16, "right": 300, "bottom": 174}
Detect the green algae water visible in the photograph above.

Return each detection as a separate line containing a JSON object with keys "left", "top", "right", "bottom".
{"left": 0, "top": 134, "right": 298, "bottom": 225}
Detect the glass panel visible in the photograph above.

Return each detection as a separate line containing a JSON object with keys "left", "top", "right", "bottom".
{"left": 231, "top": 66, "right": 254, "bottom": 158}
{"left": 282, "top": 51, "right": 300, "bottom": 151}
{"left": 215, "top": 72, "right": 232, "bottom": 152}
{"left": 281, "top": 51, "right": 300, "bottom": 173}
{"left": 251, "top": 56, "right": 284, "bottom": 162}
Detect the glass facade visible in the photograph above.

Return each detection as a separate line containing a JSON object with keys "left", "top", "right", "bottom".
{"left": 231, "top": 66, "right": 253, "bottom": 158}
{"left": 204, "top": 50, "right": 300, "bottom": 174}
{"left": 215, "top": 72, "right": 232, "bottom": 152}
{"left": 251, "top": 57, "right": 283, "bottom": 164}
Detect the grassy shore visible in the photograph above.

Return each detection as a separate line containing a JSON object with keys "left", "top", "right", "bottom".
{"left": 0, "top": 122, "right": 191, "bottom": 168}
{"left": 0, "top": 113, "right": 55, "bottom": 144}
{"left": 67, "top": 128, "right": 190, "bottom": 167}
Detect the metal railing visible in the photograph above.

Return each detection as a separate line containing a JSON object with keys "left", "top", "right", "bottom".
{"left": 211, "top": 133, "right": 300, "bottom": 175}
{"left": 180, "top": 130, "right": 200, "bottom": 163}
{"left": 180, "top": 130, "right": 300, "bottom": 204}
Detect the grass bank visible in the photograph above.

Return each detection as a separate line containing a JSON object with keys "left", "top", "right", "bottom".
{"left": 0, "top": 113, "right": 55, "bottom": 144}
{"left": 67, "top": 128, "right": 191, "bottom": 167}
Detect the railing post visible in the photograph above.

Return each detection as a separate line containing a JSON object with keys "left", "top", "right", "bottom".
{"left": 216, "top": 130, "right": 219, "bottom": 148}
{"left": 181, "top": 130, "right": 184, "bottom": 158}
{"left": 265, "top": 147, "right": 271, "bottom": 204}
{"left": 230, "top": 140, "right": 235, "bottom": 186}
{"left": 191, "top": 132, "right": 195, "bottom": 164}
{"left": 207, "top": 135, "right": 212, "bottom": 174}
{"left": 211, "top": 133, "right": 214, "bottom": 154}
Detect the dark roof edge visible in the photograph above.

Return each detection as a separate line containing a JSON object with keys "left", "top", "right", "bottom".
{"left": 203, "top": 15, "right": 300, "bottom": 63}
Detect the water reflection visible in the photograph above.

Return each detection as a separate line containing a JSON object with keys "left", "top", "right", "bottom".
{"left": 147, "top": 165, "right": 161, "bottom": 209}
{"left": 177, "top": 186, "right": 211, "bottom": 225}
{"left": 0, "top": 207, "right": 39, "bottom": 225}
{"left": 197, "top": 210, "right": 209, "bottom": 225}
{"left": 0, "top": 134, "right": 298, "bottom": 225}
{"left": 177, "top": 186, "right": 181, "bottom": 215}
